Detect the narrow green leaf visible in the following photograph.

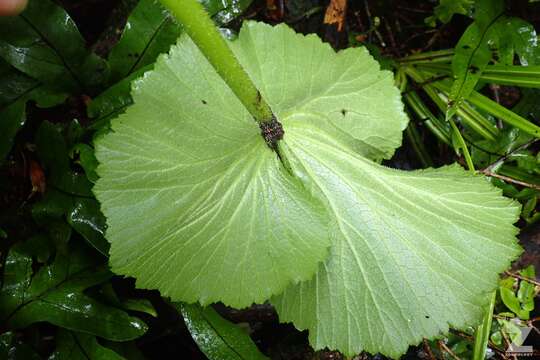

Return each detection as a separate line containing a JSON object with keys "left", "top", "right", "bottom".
{"left": 472, "top": 292, "right": 496, "bottom": 360}
{"left": 179, "top": 303, "right": 268, "bottom": 360}
{"left": 480, "top": 65, "right": 540, "bottom": 87}
{"left": 433, "top": 81, "right": 540, "bottom": 138}
{"left": 467, "top": 91, "right": 540, "bottom": 138}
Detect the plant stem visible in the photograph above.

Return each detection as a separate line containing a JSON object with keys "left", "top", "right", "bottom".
{"left": 472, "top": 291, "right": 496, "bottom": 360}
{"left": 159, "top": 0, "right": 274, "bottom": 125}
{"left": 480, "top": 170, "right": 540, "bottom": 190}
{"left": 449, "top": 119, "right": 475, "bottom": 173}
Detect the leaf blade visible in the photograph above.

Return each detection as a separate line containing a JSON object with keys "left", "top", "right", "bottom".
{"left": 95, "top": 33, "right": 331, "bottom": 308}
{"left": 179, "top": 303, "right": 268, "bottom": 360}
{"left": 273, "top": 123, "right": 521, "bottom": 357}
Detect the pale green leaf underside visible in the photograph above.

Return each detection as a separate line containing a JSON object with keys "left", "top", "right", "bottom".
{"left": 95, "top": 21, "right": 521, "bottom": 357}
{"left": 94, "top": 27, "right": 330, "bottom": 308}
{"left": 230, "top": 22, "right": 407, "bottom": 162}
{"left": 273, "top": 122, "right": 521, "bottom": 357}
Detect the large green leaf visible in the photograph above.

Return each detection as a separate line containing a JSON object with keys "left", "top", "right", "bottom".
{"left": 0, "top": 244, "right": 147, "bottom": 341}
{"left": 229, "top": 23, "right": 407, "bottom": 162}
{"left": 95, "top": 21, "right": 521, "bottom": 356}
{"left": 272, "top": 126, "right": 520, "bottom": 357}
{"left": 94, "top": 26, "right": 330, "bottom": 308}
{"left": 179, "top": 303, "right": 268, "bottom": 360}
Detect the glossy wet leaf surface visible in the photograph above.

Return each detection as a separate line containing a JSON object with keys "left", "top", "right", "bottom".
{"left": 0, "top": 244, "right": 147, "bottom": 341}
{"left": 0, "top": 0, "right": 108, "bottom": 92}
{"left": 179, "top": 303, "right": 268, "bottom": 360}
{"left": 107, "top": 0, "right": 182, "bottom": 83}
{"left": 448, "top": 0, "right": 538, "bottom": 118}
{"left": 95, "top": 21, "right": 521, "bottom": 356}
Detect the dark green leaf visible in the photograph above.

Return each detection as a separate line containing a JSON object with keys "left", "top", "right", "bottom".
{"left": 0, "top": 244, "right": 147, "bottom": 340}
{"left": 47, "top": 221, "right": 72, "bottom": 254}
{"left": 32, "top": 186, "right": 108, "bottom": 255}
{"left": 35, "top": 121, "right": 94, "bottom": 197}
{"left": 0, "top": 0, "right": 109, "bottom": 92}
{"left": 98, "top": 340, "right": 146, "bottom": 360}
{"left": 122, "top": 299, "right": 157, "bottom": 317}
{"left": 0, "top": 60, "right": 39, "bottom": 107}
{"left": 470, "top": 128, "right": 531, "bottom": 169}
{"left": 448, "top": 0, "right": 505, "bottom": 118}
{"left": 32, "top": 189, "right": 72, "bottom": 223}
{"left": 0, "top": 332, "right": 13, "bottom": 359}
{"left": 35, "top": 121, "right": 70, "bottom": 180}
{"left": 49, "top": 330, "right": 125, "bottom": 360}
{"left": 513, "top": 89, "right": 540, "bottom": 121}
{"left": 107, "top": 0, "right": 252, "bottom": 83}
{"left": 87, "top": 66, "right": 150, "bottom": 132}
{"left": 71, "top": 144, "right": 99, "bottom": 183}
{"left": 0, "top": 101, "right": 26, "bottom": 161}
{"left": 107, "top": 0, "right": 182, "bottom": 83}
{"left": 490, "top": 17, "right": 538, "bottom": 66}
{"left": 18, "top": 234, "right": 52, "bottom": 263}
{"left": 0, "top": 63, "right": 67, "bottom": 162}
{"left": 0, "top": 244, "right": 33, "bottom": 311}
{"left": 179, "top": 303, "right": 268, "bottom": 360}
{"left": 425, "top": 0, "right": 473, "bottom": 26}
{"left": 67, "top": 198, "right": 109, "bottom": 256}
{"left": 0, "top": 331, "right": 40, "bottom": 360}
